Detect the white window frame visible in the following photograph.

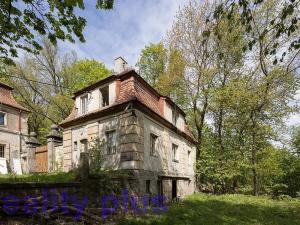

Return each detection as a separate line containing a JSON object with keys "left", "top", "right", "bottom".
{"left": 172, "top": 109, "right": 178, "bottom": 126}
{"left": 0, "top": 144, "right": 5, "bottom": 158}
{"left": 150, "top": 133, "right": 158, "bottom": 157}
{"left": 172, "top": 143, "right": 179, "bottom": 162}
{"left": 0, "top": 111, "right": 7, "bottom": 126}
{"left": 80, "top": 95, "right": 88, "bottom": 114}
{"left": 105, "top": 130, "right": 116, "bottom": 154}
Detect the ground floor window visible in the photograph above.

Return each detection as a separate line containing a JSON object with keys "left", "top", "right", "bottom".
{"left": 0, "top": 144, "right": 5, "bottom": 158}
{"left": 106, "top": 130, "right": 116, "bottom": 154}
{"left": 80, "top": 139, "right": 88, "bottom": 152}
{"left": 0, "top": 112, "right": 6, "bottom": 126}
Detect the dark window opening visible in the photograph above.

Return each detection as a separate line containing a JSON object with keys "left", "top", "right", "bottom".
{"left": 100, "top": 86, "right": 109, "bottom": 107}
{"left": 146, "top": 180, "right": 151, "bottom": 194}
{"left": 0, "top": 112, "right": 6, "bottom": 126}
{"left": 0, "top": 144, "right": 5, "bottom": 158}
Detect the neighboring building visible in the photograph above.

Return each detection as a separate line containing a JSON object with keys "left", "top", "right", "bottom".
{"left": 0, "top": 82, "right": 30, "bottom": 172}
{"left": 60, "top": 57, "right": 197, "bottom": 200}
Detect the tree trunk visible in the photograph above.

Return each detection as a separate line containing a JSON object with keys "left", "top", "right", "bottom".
{"left": 251, "top": 113, "right": 258, "bottom": 196}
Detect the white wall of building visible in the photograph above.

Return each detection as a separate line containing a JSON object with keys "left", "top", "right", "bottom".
{"left": 75, "top": 81, "right": 116, "bottom": 116}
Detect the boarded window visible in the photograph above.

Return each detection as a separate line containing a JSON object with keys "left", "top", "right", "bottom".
{"left": 100, "top": 86, "right": 109, "bottom": 107}
{"left": 81, "top": 95, "right": 88, "bottom": 114}
{"left": 150, "top": 133, "right": 158, "bottom": 156}
{"left": 106, "top": 130, "right": 116, "bottom": 154}
{"left": 0, "top": 144, "right": 5, "bottom": 158}
{"left": 172, "top": 144, "right": 179, "bottom": 162}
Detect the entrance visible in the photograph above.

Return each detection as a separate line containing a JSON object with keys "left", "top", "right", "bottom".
{"left": 172, "top": 180, "right": 177, "bottom": 199}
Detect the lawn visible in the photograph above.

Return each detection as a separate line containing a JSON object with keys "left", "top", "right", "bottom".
{"left": 118, "top": 193, "right": 300, "bottom": 225}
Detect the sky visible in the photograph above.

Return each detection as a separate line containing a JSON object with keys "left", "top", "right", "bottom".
{"left": 59, "top": 0, "right": 186, "bottom": 68}
{"left": 57, "top": 0, "right": 300, "bottom": 127}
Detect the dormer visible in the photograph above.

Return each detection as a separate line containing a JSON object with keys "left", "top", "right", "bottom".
{"left": 74, "top": 81, "right": 117, "bottom": 116}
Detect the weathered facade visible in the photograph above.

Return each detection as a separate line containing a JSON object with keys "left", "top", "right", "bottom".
{"left": 60, "top": 58, "right": 197, "bottom": 200}
{"left": 0, "top": 82, "right": 30, "bottom": 172}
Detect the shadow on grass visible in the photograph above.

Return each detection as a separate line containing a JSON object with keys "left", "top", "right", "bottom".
{"left": 118, "top": 195, "right": 300, "bottom": 225}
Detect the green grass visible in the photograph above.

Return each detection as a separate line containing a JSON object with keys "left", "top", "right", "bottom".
{"left": 0, "top": 172, "right": 76, "bottom": 183}
{"left": 118, "top": 193, "right": 300, "bottom": 225}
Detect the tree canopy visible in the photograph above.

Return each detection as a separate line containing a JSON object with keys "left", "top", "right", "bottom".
{"left": 137, "top": 0, "right": 300, "bottom": 197}
{"left": 0, "top": 0, "right": 114, "bottom": 64}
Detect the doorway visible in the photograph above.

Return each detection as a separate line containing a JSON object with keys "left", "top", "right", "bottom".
{"left": 172, "top": 180, "right": 177, "bottom": 199}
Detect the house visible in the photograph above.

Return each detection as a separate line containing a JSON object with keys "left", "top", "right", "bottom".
{"left": 60, "top": 57, "right": 197, "bottom": 200}
{"left": 0, "top": 82, "right": 30, "bottom": 172}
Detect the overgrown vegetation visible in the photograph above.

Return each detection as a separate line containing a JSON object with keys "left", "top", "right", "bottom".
{"left": 0, "top": 39, "right": 111, "bottom": 144}
{"left": 118, "top": 193, "right": 300, "bottom": 225}
{"left": 0, "top": 172, "right": 76, "bottom": 183}
{"left": 137, "top": 0, "right": 300, "bottom": 197}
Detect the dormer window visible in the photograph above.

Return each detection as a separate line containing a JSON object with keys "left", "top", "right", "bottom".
{"left": 172, "top": 109, "right": 178, "bottom": 126}
{"left": 81, "top": 95, "right": 88, "bottom": 114}
{"left": 100, "top": 86, "right": 109, "bottom": 107}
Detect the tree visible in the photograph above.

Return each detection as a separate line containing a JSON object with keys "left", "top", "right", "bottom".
{"left": 291, "top": 126, "right": 300, "bottom": 156}
{"left": 0, "top": 0, "right": 114, "bottom": 64}
{"left": 1, "top": 40, "right": 110, "bottom": 143}
{"left": 137, "top": 42, "right": 166, "bottom": 89}
{"left": 136, "top": 43, "right": 188, "bottom": 109}
{"left": 166, "top": 0, "right": 299, "bottom": 195}
{"left": 70, "top": 59, "right": 111, "bottom": 92}
{"left": 214, "top": 0, "right": 300, "bottom": 66}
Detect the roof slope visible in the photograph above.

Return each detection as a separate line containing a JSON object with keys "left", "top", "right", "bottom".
{"left": 61, "top": 69, "right": 196, "bottom": 144}
{"left": 0, "top": 83, "right": 30, "bottom": 112}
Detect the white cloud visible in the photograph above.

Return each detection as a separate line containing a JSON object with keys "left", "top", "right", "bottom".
{"left": 59, "top": 0, "right": 186, "bottom": 68}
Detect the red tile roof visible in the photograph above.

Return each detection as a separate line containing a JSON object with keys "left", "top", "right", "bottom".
{"left": 61, "top": 69, "right": 195, "bottom": 143}
{"left": 0, "top": 82, "right": 30, "bottom": 112}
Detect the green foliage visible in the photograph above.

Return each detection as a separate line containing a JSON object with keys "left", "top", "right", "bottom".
{"left": 213, "top": 0, "right": 300, "bottom": 65}
{"left": 118, "top": 193, "right": 300, "bottom": 225}
{"left": 0, "top": 0, "right": 113, "bottom": 64}
{"left": 292, "top": 126, "right": 300, "bottom": 156}
{"left": 137, "top": 42, "right": 166, "bottom": 89}
{"left": 139, "top": 0, "right": 300, "bottom": 197}
{"left": 136, "top": 43, "right": 188, "bottom": 109}
{"left": 0, "top": 172, "right": 75, "bottom": 183}
{"left": 88, "top": 137, "right": 105, "bottom": 175}
{"left": 1, "top": 40, "right": 110, "bottom": 143}
{"left": 69, "top": 59, "right": 111, "bottom": 92}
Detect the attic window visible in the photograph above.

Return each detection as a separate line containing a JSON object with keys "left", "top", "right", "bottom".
{"left": 100, "top": 86, "right": 109, "bottom": 107}
{"left": 81, "top": 95, "right": 88, "bottom": 114}
{"left": 172, "top": 109, "right": 179, "bottom": 126}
